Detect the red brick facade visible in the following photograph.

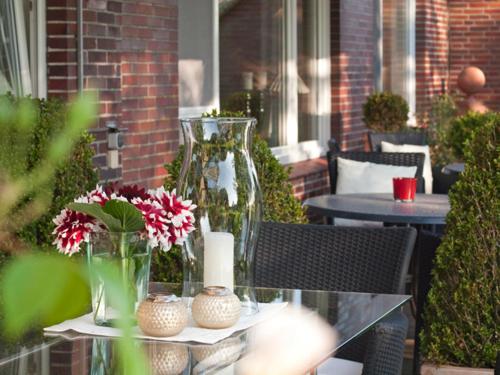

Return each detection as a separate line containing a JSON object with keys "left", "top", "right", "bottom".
{"left": 47, "top": 0, "right": 178, "bottom": 187}
{"left": 45, "top": 0, "right": 499, "bottom": 200}
{"left": 331, "top": 0, "right": 375, "bottom": 151}
{"left": 415, "top": 0, "right": 449, "bottom": 114}
{"left": 448, "top": 0, "right": 500, "bottom": 111}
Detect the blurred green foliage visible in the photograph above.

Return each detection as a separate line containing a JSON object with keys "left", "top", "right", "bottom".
{"left": 420, "top": 116, "right": 499, "bottom": 368}
{"left": 0, "top": 94, "right": 97, "bottom": 258}
{"left": 154, "top": 110, "right": 307, "bottom": 283}
{"left": 0, "top": 94, "right": 148, "bottom": 374}
{"left": 363, "top": 92, "right": 410, "bottom": 132}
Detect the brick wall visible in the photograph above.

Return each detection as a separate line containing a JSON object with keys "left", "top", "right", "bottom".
{"left": 47, "top": 0, "right": 178, "bottom": 188}
{"left": 448, "top": 0, "right": 500, "bottom": 111}
{"left": 331, "top": 0, "right": 375, "bottom": 151}
{"left": 415, "top": 0, "right": 449, "bottom": 115}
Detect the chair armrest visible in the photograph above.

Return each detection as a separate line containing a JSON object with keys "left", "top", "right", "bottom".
{"left": 361, "top": 310, "right": 409, "bottom": 375}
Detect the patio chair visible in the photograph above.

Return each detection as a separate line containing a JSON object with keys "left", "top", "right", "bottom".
{"left": 255, "top": 222, "right": 417, "bottom": 375}
{"left": 369, "top": 132, "right": 427, "bottom": 152}
{"left": 327, "top": 151, "right": 426, "bottom": 194}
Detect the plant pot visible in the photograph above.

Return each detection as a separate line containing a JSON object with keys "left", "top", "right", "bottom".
{"left": 421, "top": 363, "right": 494, "bottom": 375}
{"left": 87, "top": 231, "right": 152, "bottom": 326}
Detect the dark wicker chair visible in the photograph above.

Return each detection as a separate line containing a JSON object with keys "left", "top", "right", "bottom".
{"left": 369, "top": 132, "right": 427, "bottom": 152}
{"left": 255, "top": 222, "right": 417, "bottom": 375}
{"left": 327, "top": 151, "right": 426, "bottom": 194}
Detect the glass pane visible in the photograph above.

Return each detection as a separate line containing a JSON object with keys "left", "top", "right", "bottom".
{"left": 0, "top": 0, "right": 30, "bottom": 96}
{"left": 219, "top": 0, "right": 284, "bottom": 146}
{"left": 0, "top": 0, "right": 19, "bottom": 94}
{"left": 383, "top": 0, "right": 409, "bottom": 96}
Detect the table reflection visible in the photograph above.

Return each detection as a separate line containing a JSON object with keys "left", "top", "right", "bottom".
{"left": 0, "top": 287, "right": 409, "bottom": 375}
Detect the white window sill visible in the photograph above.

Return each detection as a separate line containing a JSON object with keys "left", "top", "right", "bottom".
{"left": 272, "top": 140, "right": 327, "bottom": 165}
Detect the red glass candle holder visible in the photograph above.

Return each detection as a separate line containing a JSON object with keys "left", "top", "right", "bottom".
{"left": 393, "top": 177, "right": 417, "bottom": 202}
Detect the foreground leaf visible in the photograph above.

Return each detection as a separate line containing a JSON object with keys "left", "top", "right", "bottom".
{"left": 103, "top": 200, "right": 145, "bottom": 232}
{"left": 67, "top": 202, "right": 122, "bottom": 232}
{"left": 1, "top": 253, "right": 89, "bottom": 337}
{"left": 90, "top": 261, "right": 149, "bottom": 374}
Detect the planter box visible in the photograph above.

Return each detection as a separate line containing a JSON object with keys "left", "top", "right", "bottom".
{"left": 421, "top": 363, "right": 494, "bottom": 375}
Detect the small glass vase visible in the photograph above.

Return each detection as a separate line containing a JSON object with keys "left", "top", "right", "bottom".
{"left": 178, "top": 117, "right": 262, "bottom": 315}
{"left": 86, "top": 232, "right": 152, "bottom": 326}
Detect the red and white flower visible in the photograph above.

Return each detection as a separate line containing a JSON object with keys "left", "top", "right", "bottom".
{"left": 52, "top": 184, "right": 196, "bottom": 255}
{"left": 52, "top": 209, "right": 98, "bottom": 256}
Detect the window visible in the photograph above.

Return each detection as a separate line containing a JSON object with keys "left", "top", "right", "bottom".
{"left": 374, "top": 0, "right": 416, "bottom": 124}
{"left": 0, "top": 0, "right": 46, "bottom": 97}
{"left": 376, "top": 0, "right": 416, "bottom": 123}
{"left": 179, "top": 0, "right": 331, "bottom": 164}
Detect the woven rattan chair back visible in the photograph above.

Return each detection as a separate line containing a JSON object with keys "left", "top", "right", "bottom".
{"left": 327, "top": 151, "right": 426, "bottom": 194}
{"left": 255, "top": 222, "right": 416, "bottom": 295}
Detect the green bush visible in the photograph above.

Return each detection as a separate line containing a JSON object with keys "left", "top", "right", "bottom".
{"left": 420, "top": 117, "right": 499, "bottom": 368}
{"left": 426, "top": 94, "right": 458, "bottom": 165}
{"left": 363, "top": 92, "right": 409, "bottom": 132}
{"left": 0, "top": 94, "right": 98, "bottom": 254}
{"left": 153, "top": 110, "right": 307, "bottom": 283}
{"left": 447, "top": 111, "right": 499, "bottom": 161}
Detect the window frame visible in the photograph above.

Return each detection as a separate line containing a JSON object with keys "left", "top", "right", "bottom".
{"left": 29, "top": 0, "right": 47, "bottom": 98}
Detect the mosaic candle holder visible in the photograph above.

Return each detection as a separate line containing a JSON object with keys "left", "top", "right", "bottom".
{"left": 137, "top": 294, "right": 188, "bottom": 337}
{"left": 192, "top": 286, "right": 241, "bottom": 329}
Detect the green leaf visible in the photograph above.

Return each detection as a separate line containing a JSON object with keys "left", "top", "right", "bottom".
{"left": 67, "top": 202, "right": 123, "bottom": 232}
{"left": 103, "top": 200, "right": 145, "bottom": 232}
{"left": 89, "top": 261, "right": 149, "bottom": 374}
{"left": 0, "top": 253, "right": 89, "bottom": 337}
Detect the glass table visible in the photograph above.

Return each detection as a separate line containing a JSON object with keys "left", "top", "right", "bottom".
{"left": 0, "top": 286, "right": 410, "bottom": 375}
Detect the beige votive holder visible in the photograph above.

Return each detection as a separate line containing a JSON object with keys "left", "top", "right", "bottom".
{"left": 192, "top": 286, "right": 241, "bottom": 329}
{"left": 137, "top": 294, "right": 188, "bottom": 337}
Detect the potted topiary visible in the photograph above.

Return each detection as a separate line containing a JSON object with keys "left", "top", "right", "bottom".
{"left": 419, "top": 116, "right": 499, "bottom": 374}
{"left": 152, "top": 110, "right": 307, "bottom": 283}
{"left": 363, "top": 92, "right": 426, "bottom": 151}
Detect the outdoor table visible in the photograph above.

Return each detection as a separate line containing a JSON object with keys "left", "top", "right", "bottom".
{"left": 442, "top": 162, "right": 464, "bottom": 175}
{"left": 303, "top": 193, "right": 450, "bottom": 226}
{"left": 0, "top": 285, "right": 410, "bottom": 374}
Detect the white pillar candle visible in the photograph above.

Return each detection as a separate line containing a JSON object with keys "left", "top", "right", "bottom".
{"left": 242, "top": 72, "right": 253, "bottom": 91}
{"left": 204, "top": 232, "right": 234, "bottom": 291}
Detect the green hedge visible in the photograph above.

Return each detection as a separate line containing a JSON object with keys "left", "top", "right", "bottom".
{"left": 420, "top": 114, "right": 499, "bottom": 368}
{"left": 447, "top": 111, "right": 500, "bottom": 161}
{"left": 0, "top": 94, "right": 98, "bottom": 254}
{"left": 362, "top": 92, "right": 409, "bottom": 132}
{"left": 153, "top": 110, "right": 307, "bottom": 283}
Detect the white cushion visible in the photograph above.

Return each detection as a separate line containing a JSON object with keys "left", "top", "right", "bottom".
{"left": 317, "top": 357, "right": 363, "bottom": 375}
{"left": 381, "top": 141, "right": 433, "bottom": 194}
{"left": 334, "top": 157, "right": 417, "bottom": 226}
{"left": 336, "top": 157, "right": 418, "bottom": 194}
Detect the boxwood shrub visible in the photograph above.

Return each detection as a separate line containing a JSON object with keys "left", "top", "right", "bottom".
{"left": 0, "top": 94, "right": 98, "bottom": 255}
{"left": 420, "top": 115, "right": 499, "bottom": 368}
{"left": 362, "top": 92, "right": 409, "bottom": 132}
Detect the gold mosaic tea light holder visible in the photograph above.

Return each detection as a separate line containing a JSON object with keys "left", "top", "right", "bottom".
{"left": 137, "top": 294, "right": 188, "bottom": 337}
{"left": 192, "top": 286, "right": 241, "bottom": 329}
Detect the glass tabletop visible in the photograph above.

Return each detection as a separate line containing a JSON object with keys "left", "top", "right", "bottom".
{"left": 0, "top": 286, "right": 410, "bottom": 374}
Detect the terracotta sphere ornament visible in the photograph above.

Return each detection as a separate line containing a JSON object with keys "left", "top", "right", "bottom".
{"left": 457, "top": 66, "right": 486, "bottom": 95}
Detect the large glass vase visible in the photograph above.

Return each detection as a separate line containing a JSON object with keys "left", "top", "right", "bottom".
{"left": 178, "top": 117, "right": 262, "bottom": 315}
